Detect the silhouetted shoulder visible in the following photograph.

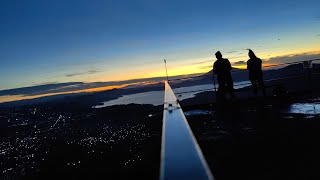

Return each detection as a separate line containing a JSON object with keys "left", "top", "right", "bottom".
{"left": 256, "top": 58, "right": 262, "bottom": 66}
{"left": 247, "top": 59, "right": 251, "bottom": 69}
{"left": 223, "top": 58, "right": 232, "bottom": 69}
{"left": 213, "top": 60, "right": 220, "bottom": 74}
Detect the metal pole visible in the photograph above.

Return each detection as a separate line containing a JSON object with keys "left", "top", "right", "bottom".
{"left": 164, "top": 59, "right": 169, "bottom": 81}
{"left": 213, "top": 73, "right": 217, "bottom": 92}
{"left": 212, "top": 64, "right": 218, "bottom": 103}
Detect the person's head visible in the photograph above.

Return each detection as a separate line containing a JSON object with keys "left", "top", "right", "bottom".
{"left": 248, "top": 49, "right": 257, "bottom": 59}
{"left": 215, "top": 51, "right": 223, "bottom": 59}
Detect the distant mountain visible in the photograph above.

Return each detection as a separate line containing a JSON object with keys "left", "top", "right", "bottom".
{"left": 0, "top": 73, "right": 204, "bottom": 97}
{"left": 0, "top": 82, "right": 164, "bottom": 108}
{"left": 173, "top": 63, "right": 320, "bottom": 88}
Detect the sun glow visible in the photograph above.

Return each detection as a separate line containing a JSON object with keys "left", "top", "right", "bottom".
{"left": 232, "top": 63, "right": 279, "bottom": 69}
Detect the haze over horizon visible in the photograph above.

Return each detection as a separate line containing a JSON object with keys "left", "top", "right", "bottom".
{"left": 1, "top": 0, "right": 320, "bottom": 102}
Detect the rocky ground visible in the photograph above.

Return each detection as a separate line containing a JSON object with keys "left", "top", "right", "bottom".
{"left": 185, "top": 95, "right": 320, "bottom": 180}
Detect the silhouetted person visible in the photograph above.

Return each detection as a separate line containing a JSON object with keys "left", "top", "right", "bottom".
{"left": 213, "top": 51, "right": 234, "bottom": 99}
{"left": 247, "top": 49, "right": 266, "bottom": 96}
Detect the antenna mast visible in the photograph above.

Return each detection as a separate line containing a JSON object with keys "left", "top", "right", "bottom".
{"left": 164, "top": 59, "right": 169, "bottom": 81}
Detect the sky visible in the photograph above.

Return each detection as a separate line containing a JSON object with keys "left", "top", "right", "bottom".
{"left": 0, "top": 0, "right": 320, "bottom": 91}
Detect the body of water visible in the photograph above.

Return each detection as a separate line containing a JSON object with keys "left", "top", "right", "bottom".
{"left": 184, "top": 110, "right": 211, "bottom": 116}
{"left": 288, "top": 103, "right": 320, "bottom": 115}
{"left": 93, "top": 81, "right": 250, "bottom": 108}
{"left": 93, "top": 91, "right": 164, "bottom": 108}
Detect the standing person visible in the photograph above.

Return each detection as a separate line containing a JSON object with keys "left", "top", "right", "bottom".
{"left": 247, "top": 49, "right": 266, "bottom": 96}
{"left": 213, "top": 51, "right": 234, "bottom": 99}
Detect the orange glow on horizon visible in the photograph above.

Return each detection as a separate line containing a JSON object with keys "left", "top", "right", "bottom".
{"left": 232, "top": 63, "right": 279, "bottom": 69}
{"left": 0, "top": 81, "right": 161, "bottom": 103}
{"left": 1, "top": 50, "right": 319, "bottom": 104}
{"left": 90, "top": 50, "right": 320, "bottom": 83}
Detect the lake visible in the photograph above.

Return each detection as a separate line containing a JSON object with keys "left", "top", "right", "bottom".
{"left": 93, "top": 81, "right": 250, "bottom": 108}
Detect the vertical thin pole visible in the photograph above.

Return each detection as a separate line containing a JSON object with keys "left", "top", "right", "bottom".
{"left": 212, "top": 67, "right": 218, "bottom": 103}
{"left": 213, "top": 74, "right": 217, "bottom": 92}
{"left": 164, "top": 59, "right": 169, "bottom": 81}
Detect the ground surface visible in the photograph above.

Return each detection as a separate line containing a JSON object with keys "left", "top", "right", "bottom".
{"left": 186, "top": 96, "right": 320, "bottom": 180}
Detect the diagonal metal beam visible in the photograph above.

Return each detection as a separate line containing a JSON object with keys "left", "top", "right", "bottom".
{"left": 160, "top": 81, "right": 214, "bottom": 180}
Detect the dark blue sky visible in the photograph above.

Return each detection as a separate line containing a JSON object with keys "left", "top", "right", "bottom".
{"left": 0, "top": 0, "right": 319, "bottom": 90}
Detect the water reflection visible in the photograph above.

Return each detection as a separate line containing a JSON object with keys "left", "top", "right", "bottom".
{"left": 184, "top": 110, "right": 211, "bottom": 116}
{"left": 93, "top": 91, "right": 164, "bottom": 108}
{"left": 288, "top": 103, "right": 320, "bottom": 115}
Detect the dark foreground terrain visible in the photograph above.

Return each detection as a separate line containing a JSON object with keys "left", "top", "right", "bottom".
{"left": 185, "top": 95, "right": 320, "bottom": 180}
{"left": 2, "top": 95, "right": 320, "bottom": 180}
{"left": 0, "top": 104, "right": 162, "bottom": 179}
{"left": 177, "top": 70, "right": 320, "bottom": 179}
{"left": 1, "top": 75, "right": 320, "bottom": 179}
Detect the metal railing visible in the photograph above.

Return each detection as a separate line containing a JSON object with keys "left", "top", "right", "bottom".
{"left": 160, "top": 81, "right": 214, "bottom": 180}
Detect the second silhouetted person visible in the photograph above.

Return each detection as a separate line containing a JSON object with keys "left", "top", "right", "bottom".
{"left": 247, "top": 49, "right": 266, "bottom": 96}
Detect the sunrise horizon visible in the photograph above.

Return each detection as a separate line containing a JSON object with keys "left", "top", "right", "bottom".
{"left": 2, "top": 1, "right": 320, "bottom": 179}
{"left": 1, "top": 0, "right": 320, "bottom": 103}
{"left": 1, "top": 49, "right": 320, "bottom": 104}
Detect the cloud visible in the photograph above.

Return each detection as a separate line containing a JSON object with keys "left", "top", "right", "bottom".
{"left": 0, "top": 77, "right": 166, "bottom": 97}
{"left": 88, "top": 69, "right": 102, "bottom": 74}
{"left": 233, "top": 61, "right": 246, "bottom": 65}
{"left": 226, "top": 50, "right": 237, "bottom": 54}
{"left": 229, "top": 55, "right": 247, "bottom": 59}
{"left": 65, "top": 69, "right": 102, "bottom": 77}
{"left": 0, "top": 82, "right": 84, "bottom": 96}
{"left": 65, "top": 72, "right": 84, "bottom": 77}
{"left": 316, "top": 34, "right": 320, "bottom": 37}
{"left": 199, "top": 65, "right": 212, "bottom": 70}
{"left": 266, "top": 51, "right": 320, "bottom": 64}
{"left": 32, "top": 81, "right": 60, "bottom": 86}
{"left": 190, "top": 60, "right": 212, "bottom": 66}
